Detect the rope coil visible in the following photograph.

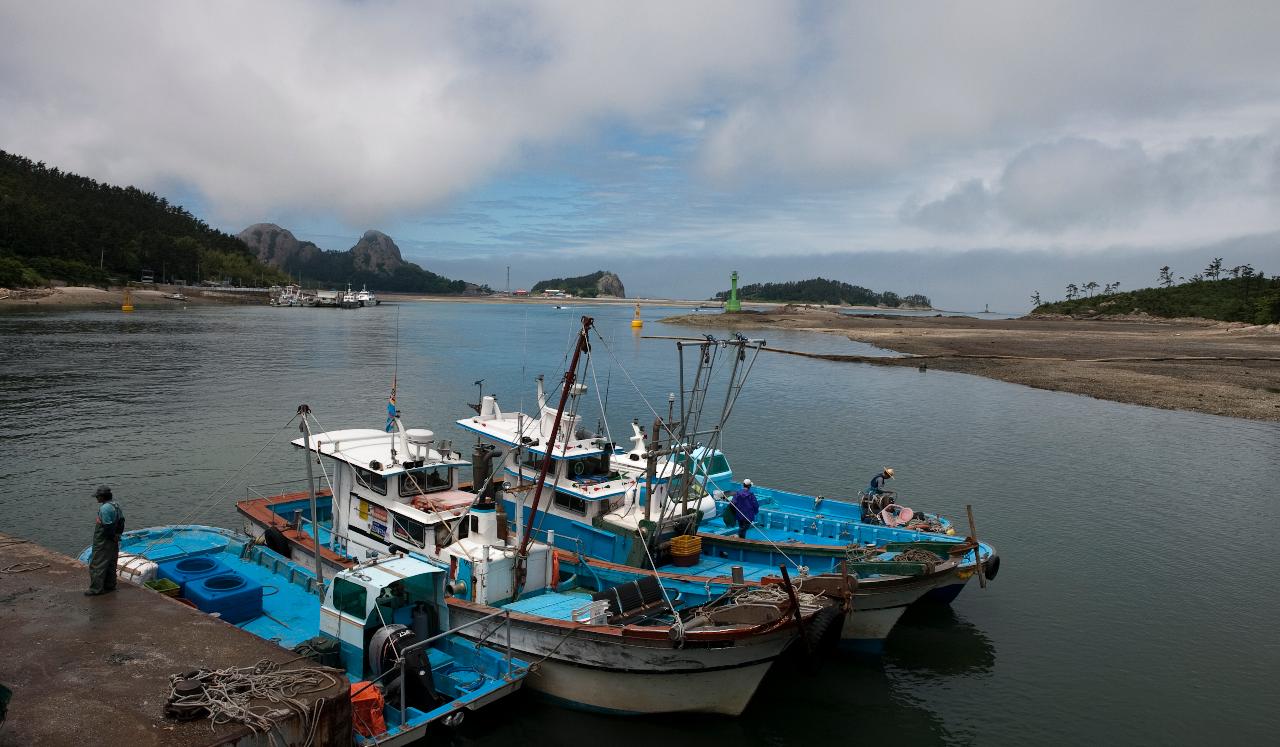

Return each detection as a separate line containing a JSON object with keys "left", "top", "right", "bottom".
{"left": 166, "top": 659, "right": 339, "bottom": 747}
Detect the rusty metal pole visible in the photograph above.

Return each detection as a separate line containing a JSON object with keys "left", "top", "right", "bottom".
{"left": 966, "top": 504, "right": 987, "bottom": 589}
{"left": 516, "top": 316, "right": 593, "bottom": 595}
{"left": 778, "top": 564, "right": 810, "bottom": 654}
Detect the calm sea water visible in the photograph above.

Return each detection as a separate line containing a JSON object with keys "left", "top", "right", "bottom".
{"left": 2, "top": 301, "right": 1278, "bottom": 746}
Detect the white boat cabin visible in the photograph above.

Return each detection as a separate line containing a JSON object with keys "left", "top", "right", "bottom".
{"left": 296, "top": 420, "right": 475, "bottom": 562}
{"left": 454, "top": 379, "right": 715, "bottom": 536}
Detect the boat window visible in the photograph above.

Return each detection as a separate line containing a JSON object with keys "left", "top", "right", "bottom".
{"left": 520, "top": 449, "right": 544, "bottom": 470}
{"left": 354, "top": 467, "right": 387, "bottom": 495}
{"left": 400, "top": 469, "right": 450, "bottom": 497}
{"left": 553, "top": 489, "right": 587, "bottom": 515}
{"left": 567, "top": 454, "right": 613, "bottom": 482}
{"left": 701, "top": 452, "right": 732, "bottom": 475}
{"left": 332, "top": 577, "right": 367, "bottom": 618}
{"left": 391, "top": 513, "right": 427, "bottom": 548}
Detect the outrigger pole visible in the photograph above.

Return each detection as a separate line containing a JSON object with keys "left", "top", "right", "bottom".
{"left": 514, "top": 315, "right": 594, "bottom": 596}
{"left": 298, "top": 404, "right": 324, "bottom": 596}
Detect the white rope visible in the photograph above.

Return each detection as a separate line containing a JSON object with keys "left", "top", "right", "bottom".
{"left": 167, "top": 660, "right": 338, "bottom": 747}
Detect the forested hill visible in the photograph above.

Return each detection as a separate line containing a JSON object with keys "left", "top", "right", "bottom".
{"left": 530, "top": 270, "right": 625, "bottom": 297}
{"left": 1033, "top": 273, "right": 1279, "bottom": 324}
{"left": 0, "top": 150, "right": 286, "bottom": 288}
{"left": 715, "top": 277, "right": 931, "bottom": 308}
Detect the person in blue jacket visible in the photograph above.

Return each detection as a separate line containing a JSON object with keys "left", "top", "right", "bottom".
{"left": 86, "top": 485, "right": 124, "bottom": 596}
{"left": 729, "top": 479, "right": 759, "bottom": 539}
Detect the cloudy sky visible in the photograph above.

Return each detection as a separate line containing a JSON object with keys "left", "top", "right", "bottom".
{"left": 3, "top": 1, "right": 1278, "bottom": 309}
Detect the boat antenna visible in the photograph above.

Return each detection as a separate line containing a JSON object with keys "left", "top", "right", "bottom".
{"left": 514, "top": 315, "right": 594, "bottom": 597}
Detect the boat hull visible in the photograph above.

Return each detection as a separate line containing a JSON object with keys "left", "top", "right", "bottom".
{"left": 238, "top": 496, "right": 940, "bottom": 650}
{"left": 446, "top": 600, "right": 790, "bottom": 716}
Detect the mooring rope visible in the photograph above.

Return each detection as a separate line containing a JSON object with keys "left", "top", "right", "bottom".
{"left": 167, "top": 660, "right": 339, "bottom": 747}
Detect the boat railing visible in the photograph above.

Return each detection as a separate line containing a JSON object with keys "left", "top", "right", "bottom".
{"left": 519, "top": 524, "right": 586, "bottom": 555}
{"left": 393, "top": 608, "right": 515, "bottom": 722}
{"left": 244, "top": 477, "right": 327, "bottom": 501}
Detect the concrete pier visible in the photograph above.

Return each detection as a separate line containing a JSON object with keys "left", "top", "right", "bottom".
{"left": 0, "top": 533, "right": 351, "bottom": 746}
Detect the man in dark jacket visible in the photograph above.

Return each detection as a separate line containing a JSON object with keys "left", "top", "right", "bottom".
{"left": 86, "top": 485, "right": 124, "bottom": 596}
{"left": 863, "top": 467, "right": 896, "bottom": 521}
{"left": 729, "top": 479, "right": 759, "bottom": 539}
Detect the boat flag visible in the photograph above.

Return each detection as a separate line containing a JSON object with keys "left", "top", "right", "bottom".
{"left": 385, "top": 375, "right": 397, "bottom": 432}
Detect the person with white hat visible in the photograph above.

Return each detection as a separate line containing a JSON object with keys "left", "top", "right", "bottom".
{"left": 728, "top": 479, "right": 759, "bottom": 539}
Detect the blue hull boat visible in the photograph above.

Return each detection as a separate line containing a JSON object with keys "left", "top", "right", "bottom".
{"left": 683, "top": 450, "right": 1001, "bottom": 603}
{"left": 83, "top": 525, "right": 527, "bottom": 745}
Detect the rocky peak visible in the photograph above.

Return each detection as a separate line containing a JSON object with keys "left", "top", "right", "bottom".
{"left": 351, "top": 230, "right": 404, "bottom": 273}
{"left": 596, "top": 271, "right": 625, "bottom": 298}
{"left": 237, "top": 223, "right": 319, "bottom": 269}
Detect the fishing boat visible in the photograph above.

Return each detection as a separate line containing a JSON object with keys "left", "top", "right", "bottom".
{"left": 313, "top": 289, "right": 342, "bottom": 308}
{"left": 356, "top": 284, "right": 379, "bottom": 306}
{"left": 458, "top": 385, "right": 963, "bottom": 649}
{"left": 80, "top": 525, "right": 527, "bottom": 743}
{"left": 450, "top": 320, "right": 967, "bottom": 649}
{"left": 438, "top": 498, "right": 825, "bottom": 715}
{"left": 236, "top": 390, "right": 829, "bottom": 714}
{"left": 339, "top": 284, "right": 361, "bottom": 309}
{"left": 270, "top": 284, "right": 305, "bottom": 307}
{"left": 676, "top": 448, "right": 1001, "bottom": 603}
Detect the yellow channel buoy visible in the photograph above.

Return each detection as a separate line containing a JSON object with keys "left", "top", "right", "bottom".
{"left": 630, "top": 303, "right": 643, "bottom": 328}
{"left": 121, "top": 288, "right": 134, "bottom": 312}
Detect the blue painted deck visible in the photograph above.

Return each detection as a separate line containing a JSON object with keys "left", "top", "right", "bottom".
{"left": 95, "top": 525, "right": 530, "bottom": 743}
{"left": 503, "top": 589, "right": 595, "bottom": 620}
{"left": 676, "top": 555, "right": 781, "bottom": 582}
{"left": 104, "top": 526, "right": 324, "bottom": 647}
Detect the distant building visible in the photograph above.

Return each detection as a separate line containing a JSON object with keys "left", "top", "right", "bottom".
{"left": 513, "top": 289, "right": 529, "bottom": 296}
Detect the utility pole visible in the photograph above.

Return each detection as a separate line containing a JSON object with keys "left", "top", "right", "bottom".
{"left": 506, "top": 265, "right": 510, "bottom": 295}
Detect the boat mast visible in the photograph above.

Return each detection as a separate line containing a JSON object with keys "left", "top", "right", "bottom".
{"left": 298, "top": 404, "right": 324, "bottom": 595}
{"left": 514, "top": 316, "right": 593, "bottom": 596}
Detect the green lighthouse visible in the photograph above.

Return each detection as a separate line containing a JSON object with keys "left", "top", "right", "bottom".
{"left": 725, "top": 270, "right": 741, "bottom": 313}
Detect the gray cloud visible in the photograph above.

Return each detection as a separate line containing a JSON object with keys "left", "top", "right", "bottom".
{"left": 699, "top": 2, "right": 1280, "bottom": 188}
{"left": 903, "top": 132, "right": 1280, "bottom": 233}
{"left": 0, "top": 1, "right": 799, "bottom": 224}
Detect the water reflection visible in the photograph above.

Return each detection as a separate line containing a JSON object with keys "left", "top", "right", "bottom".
{"left": 885, "top": 604, "right": 996, "bottom": 677}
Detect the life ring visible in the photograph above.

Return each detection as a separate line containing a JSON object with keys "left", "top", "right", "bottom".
{"left": 572, "top": 460, "right": 588, "bottom": 477}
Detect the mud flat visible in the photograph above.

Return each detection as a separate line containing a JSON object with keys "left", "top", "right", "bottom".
{"left": 662, "top": 306, "right": 1280, "bottom": 421}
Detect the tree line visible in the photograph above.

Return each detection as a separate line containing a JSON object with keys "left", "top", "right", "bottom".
{"left": 715, "top": 277, "right": 931, "bottom": 308}
{"left": 0, "top": 150, "right": 287, "bottom": 288}
{"left": 1030, "top": 257, "right": 1279, "bottom": 323}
